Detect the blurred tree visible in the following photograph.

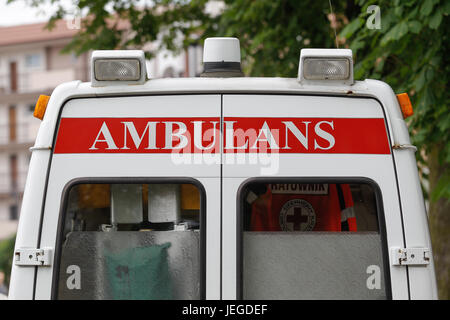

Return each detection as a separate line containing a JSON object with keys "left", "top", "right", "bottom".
{"left": 0, "top": 235, "right": 16, "bottom": 288}
{"left": 339, "top": 0, "right": 449, "bottom": 299}
{"left": 7, "top": 0, "right": 449, "bottom": 298}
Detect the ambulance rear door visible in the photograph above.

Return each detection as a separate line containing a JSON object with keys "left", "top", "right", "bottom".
{"left": 221, "top": 94, "right": 409, "bottom": 299}
{"left": 34, "top": 94, "right": 221, "bottom": 299}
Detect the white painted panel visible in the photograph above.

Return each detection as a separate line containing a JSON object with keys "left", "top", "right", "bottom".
{"left": 222, "top": 162, "right": 408, "bottom": 300}
{"left": 8, "top": 150, "right": 51, "bottom": 299}
{"left": 50, "top": 154, "right": 220, "bottom": 178}
{"left": 221, "top": 94, "right": 409, "bottom": 300}
{"left": 223, "top": 94, "right": 385, "bottom": 118}
{"left": 394, "top": 149, "right": 438, "bottom": 299}
{"left": 62, "top": 95, "right": 221, "bottom": 118}
{"left": 35, "top": 94, "right": 221, "bottom": 300}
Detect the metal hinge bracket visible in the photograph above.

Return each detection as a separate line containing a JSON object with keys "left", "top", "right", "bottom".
{"left": 14, "top": 248, "right": 52, "bottom": 267}
{"left": 391, "top": 247, "right": 430, "bottom": 266}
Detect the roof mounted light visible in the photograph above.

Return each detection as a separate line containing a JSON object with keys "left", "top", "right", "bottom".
{"left": 91, "top": 50, "right": 147, "bottom": 87}
{"left": 201, "top": 37, "right": 244, "bottom": 77}
{"left": 298, "top": 49, "right": 353, "bottom": 85}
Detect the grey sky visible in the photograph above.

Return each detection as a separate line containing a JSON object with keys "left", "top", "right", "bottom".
{"left": 0, "top": 0, "right": 73, "bottom": 27}
{"left": 0, "top": 1, "right": 223, "bottom": 27}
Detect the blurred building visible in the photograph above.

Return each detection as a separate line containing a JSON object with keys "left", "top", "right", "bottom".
{"left": 0, "top": 20, "right": 202, "bottom": 240}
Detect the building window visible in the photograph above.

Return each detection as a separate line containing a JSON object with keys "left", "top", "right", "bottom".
{"left": 162, "top": 66, "right": 175, "bottom": 78}
{"left": 9, "top": 62, "right": 17, "bottom": 92}
{"left": 25, "top": 54, "right": 42, "bottom": 68}
{"left": 9, "top": 205, "right": 18, "bottom": 220}
{"left": 71, "top": 53, "right": 78, "bottom": 64}
{"left": 9, "top": 154, "right": 18, "bottom": 190}
{"left": 8, "top": 105, "right": 17, "bottom": 142}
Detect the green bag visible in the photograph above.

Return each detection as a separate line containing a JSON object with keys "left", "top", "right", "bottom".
{"left": 105, "top": 243, "right": 172, "bottom": 300}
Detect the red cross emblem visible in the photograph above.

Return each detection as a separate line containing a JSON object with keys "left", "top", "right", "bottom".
{"left": 286, "top": 206, "right": 310, "bottom": 230}
{"left": 279, "top": 199, "right": 316, "bottom": 231}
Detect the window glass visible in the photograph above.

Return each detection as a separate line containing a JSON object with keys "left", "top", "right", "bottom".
{"left": 56, "top": 182, "right": 202, "bottom": 300}
{"left": 25, "top": 54, "right": 41, "bottom": 68}
{"left": 241, "top": 181, "right": 389, "bottom": 299}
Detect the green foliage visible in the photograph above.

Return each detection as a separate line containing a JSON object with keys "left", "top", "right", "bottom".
{"left": 340, "top": 0, "right": 450, "bottom": 201}
{"left": 431, "top": 170, "right": 450, "bottom": 202}
{"left": 211, "top": 0, "right": 337, "bottom": 76}
{"left": 0, "top": 235, "right": 16, "bottom": 287}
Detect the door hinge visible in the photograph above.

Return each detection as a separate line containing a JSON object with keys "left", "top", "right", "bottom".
{"left": 14, "top": 248, "right": 52, "bottom": 267}
{"left": 391, "top": 247, "right": 430, "bottom": 266}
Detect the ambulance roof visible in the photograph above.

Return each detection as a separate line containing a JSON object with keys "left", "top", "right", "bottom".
{"left": 33, "top": 77, "right": 410, "bottom": 150}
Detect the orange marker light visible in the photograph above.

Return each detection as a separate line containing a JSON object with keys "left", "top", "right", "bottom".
{"left": 34, "top": 95, "right": 50, "bottom": 120}
{"left": 397, "top": 93, "right": 414, "bottom": 119}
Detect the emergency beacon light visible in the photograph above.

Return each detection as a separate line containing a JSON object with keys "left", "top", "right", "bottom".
{"left": 201, "top": 37, "right": 244, "bottom": 77}
{"left": 91, "top": 50, "right": 147, "bottom": 87}
{"left": 298, "top": 49, "right": 354, "bottom": 85}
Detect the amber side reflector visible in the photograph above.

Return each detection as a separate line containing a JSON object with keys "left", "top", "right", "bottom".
{"left": 34, "top": 95, "right": 50, "bottom": 120}
{"left": 397, "top": 93, "right": 413, "bottom": 119}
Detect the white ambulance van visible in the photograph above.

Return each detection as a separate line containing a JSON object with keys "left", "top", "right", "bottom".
{"left": 8, "top": 37, "right": 437, "bottom": 300}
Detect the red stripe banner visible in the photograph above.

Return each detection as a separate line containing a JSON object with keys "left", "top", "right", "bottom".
{"left": 53, "top": 117, "right": 391, "bottom": 154}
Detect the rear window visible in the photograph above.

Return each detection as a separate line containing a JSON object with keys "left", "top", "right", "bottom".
{"left": 55, "top": 181, "right": 204, "bottom": 300}
{"left": 239, "top": 180, "right": 390, "bottom": 300}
